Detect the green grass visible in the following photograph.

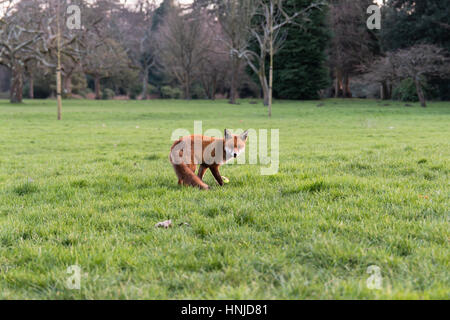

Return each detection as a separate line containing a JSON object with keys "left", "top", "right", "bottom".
{"left": 0, "top": 98, "right": 448, "bottom": 299}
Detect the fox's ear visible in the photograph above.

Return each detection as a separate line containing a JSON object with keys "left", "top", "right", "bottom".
{"left": 240, "top": 130, "right": 249, "bottom": 141}
{"left": 224, "top": 129, "right": 232, "bottom": 140}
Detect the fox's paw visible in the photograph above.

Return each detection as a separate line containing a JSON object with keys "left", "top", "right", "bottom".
{"left": 196, "top": 183, "right": 210, "bottom": 190}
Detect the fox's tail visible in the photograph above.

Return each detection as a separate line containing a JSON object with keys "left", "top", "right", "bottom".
{"left": 169, "top": 140, "right": 209, "bottom": 190}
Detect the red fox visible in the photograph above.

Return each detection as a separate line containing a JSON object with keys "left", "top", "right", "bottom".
{"left": 169, "top": 129, "right": 249, "bottom": 190}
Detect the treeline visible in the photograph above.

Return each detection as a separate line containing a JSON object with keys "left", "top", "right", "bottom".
{"left": 0, "top": 0, "right": 449, "bottom": 106}
{"left": 330, "top": 0, "right": 450, "bottom": 107}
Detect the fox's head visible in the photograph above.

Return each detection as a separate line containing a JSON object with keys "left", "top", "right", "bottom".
{"left": 224, "top": 129, "right": 249, "bottom": 159}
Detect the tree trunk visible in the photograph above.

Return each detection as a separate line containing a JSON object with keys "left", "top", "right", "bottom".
{"left": 268, "top": 49, "right": 273, "bottom": 116}
{"left": 201, "top": 74, "right": 212, "bottom": 100}
{"left": 229, "top": 60, "right": 236, "bottom": 104}
{"left": 229, "top": 56, "right": 240, "bottom": 104}
{"left": 56, "top": 0, "right": 62, "bottom": 120}
{"left": 29, "top": 76, "right": 34, "bottom": 99}
{"left": 380, "top": 81, "right": 388, "bottom": 100}
{"left": 10, "top": 64, "right": 23, "bottom": 103}
{"left": 211, "top": 76, "right": 217, "bottom": 101}
{"left": 334, "top": 68, "right": 342, "bottom": 98}
{"left": 415, "top": 78, "right": 426, "bottom": 108}
{"left": 261, "top": 77, "right": 269, "bottom": 107}
{"left": 141, "top": 66, "right": 149, "bottom": 100}
{"left": 184, "top": 73, "right": 191, "bottom": 100}
{"left": 258, "top": 69, "right": 269, "bottom": 107}
{"left": 57, "top": 65, "right": 62, "bottom": 120}
{"left": 343, "top": 74, "right": 351, "bottom": 98}
{"left": 64, "top": 75, "right": 72, "bottom": 98}
{"left": 268, "top": 2, "right": 274, "bottom": 117}
{"left": 94, "top": 75, "right": 101, "bottom": 100}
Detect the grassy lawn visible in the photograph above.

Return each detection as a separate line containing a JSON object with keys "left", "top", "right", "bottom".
{"left": 0, "top": 98, "right": 448, "bottom": 299}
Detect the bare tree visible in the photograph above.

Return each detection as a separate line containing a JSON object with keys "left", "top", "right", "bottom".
{"left": 237, "top": 0, "right": 324, "bottom": 117}
{"left": 0, "top": 0, "right": 52, "bottom": 103}
{"left": 23, "top": 59, "right": 41, "bottom": 99}
{"left": 206, "top": 0, "right": 256, "bottom": 104}
{"left": 392, "top": 45, "right": 450, "bottom": 107}
{"left": 82, "top": 37, "right": 131, "bottom": 99}
{"left": 196, "top": 12, "right": 229, "bottom": 100}
{"left": 29, "top": 0, "right": 99, "bottom": 118}
{"left": 79, "top": 0, "right": 132, "bottom": 99}
{"left": 328, "top": 0, "right": 377, "bottom": 98}
{"left": 361, "top": 52, "right": 398, "bottom": 100}
{"left": 198, "top": 47, "right": 229, "bottom": 100}
{"left": 116, "top": 0, "right": 158, "bottom": 100}
{"left": 363, "top": 45, "right": 450, "bottom": 107}
{"left": 158, "top": 6, "right": 209, "bottom": 99}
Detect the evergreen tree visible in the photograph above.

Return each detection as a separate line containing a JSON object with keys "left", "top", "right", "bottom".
{"left": 152, "top": 0, "right": 174, "bottom": 31}
{"left": 382, "top": 0, "right": 450, "bottom": 51}
{"left": 272, "top": 0, "right": 330, "bottom": 100}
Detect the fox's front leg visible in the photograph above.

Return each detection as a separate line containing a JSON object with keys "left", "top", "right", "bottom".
{"left": 210, "top": 165, "right": 224, "bottom": 186}
{"left": 198, "top": 164, "right": 207, "bottom": 181}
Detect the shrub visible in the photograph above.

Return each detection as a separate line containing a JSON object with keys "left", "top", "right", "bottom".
{"left": 147, "top": 84, "right": 159, "bottom": 96}
{"left": 79, "top": 88, "right": 93, "bottom": 98}
{"left": 129, "top": 83, "right": 142, "bottom": 100}
{"left": 392, "top": 79, "right": 419, "bottom": 102}
{"left": 160, "top": 86, "right": 173, "bottom": 99}
{"left": 70, "top": 73, "right": 88, "bottom": 96}
{"left": 172, "top": 87, "right": 183, "bottom": 99}
{"left": 102, "top": 88, "right": 115, "bottom": 100}
{"left": 392, "top": 78, "right": 438, "bottom": 102}
{"left": 191, "top": 84, "right": 206, "bottom": 99}
{"left": 160, "top": 86, "right": 182, "bottom": 99}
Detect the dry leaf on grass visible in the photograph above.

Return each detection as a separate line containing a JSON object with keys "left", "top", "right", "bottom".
{"left": 155, "top": 220, "right": 191, "bottom": 229}
{"left": 155, "top": 220, "right": 172, "bottom": 229}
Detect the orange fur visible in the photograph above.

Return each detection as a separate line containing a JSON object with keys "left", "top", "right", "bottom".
{"left": 169, "top": 130, "right": 248, "bottom": 190}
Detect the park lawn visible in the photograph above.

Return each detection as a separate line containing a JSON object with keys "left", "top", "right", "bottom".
{"left": 0, "top": 98, "right": 448, "bottom": 300}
